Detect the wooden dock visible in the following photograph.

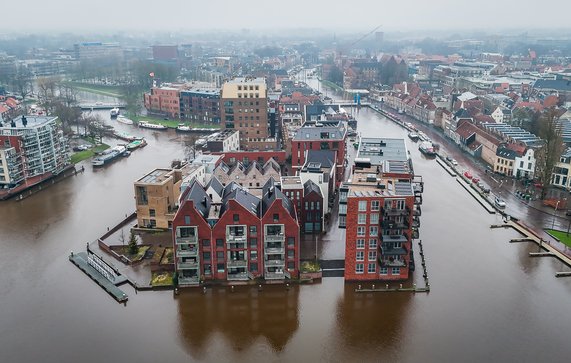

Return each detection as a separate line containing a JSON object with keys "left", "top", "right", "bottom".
{"left": 69, "top": 252, "right": 128, "bottom": 303}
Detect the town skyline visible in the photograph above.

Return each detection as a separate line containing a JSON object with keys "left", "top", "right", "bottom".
{"left": 3, "top": 0, "right": 571, "bottom": 32}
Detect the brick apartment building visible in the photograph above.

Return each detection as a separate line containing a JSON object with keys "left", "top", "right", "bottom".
{"left": 291, "top": 120, "right": 347, "bottom": 186}
{"left": 172, "top": 178, "right": 299, "bottom": 287}
{"left": 340, "top": 138, "right": 422, "bottom": 281}
{"left": 0, "top": 115, "right": 69, "bottom": 189}
{"left": 220, "top": 77, "right": 276, "bottom": 150}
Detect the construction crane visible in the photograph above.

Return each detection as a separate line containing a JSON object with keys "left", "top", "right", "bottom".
{"left": 337, "top": 24, "right": 383, "bottom": 60}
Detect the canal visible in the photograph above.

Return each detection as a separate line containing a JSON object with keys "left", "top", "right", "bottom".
{"left": 0, "top": 94, "right": 571, "bottom": 362}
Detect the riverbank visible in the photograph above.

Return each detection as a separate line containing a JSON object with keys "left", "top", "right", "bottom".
{"left": 70, "top": 142, "right": 110, "bottom": 164}
{"left": 318, "top": 78, "right": 344, "bottom": 92}
{"left": 63, "top": 81, "right": 124, "bottom": 98}
{"left": 132, "top": 114, "right": 219, "bottom": 129}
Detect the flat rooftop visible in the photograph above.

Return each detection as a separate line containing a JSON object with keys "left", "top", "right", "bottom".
{"left": 357, "top": 138, "right": 409, "bottom": 165}
{"left": 1, "top": 115, "right": 57, "bottom": 129}
{"left": 227, "top": 77, "right": 265, "bottom": 84}
{"left": 280, "top": 176, "right": 303, "bottom": 188}
{"left": 348, "top": 167, "right": 414, "bottom": 197}
{"left": 136, "top": 168, "right": 172, "bottom": 184}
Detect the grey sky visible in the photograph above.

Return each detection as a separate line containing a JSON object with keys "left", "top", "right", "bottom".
{"left": 3, "top": 0, "right": 571, "bottom": 32}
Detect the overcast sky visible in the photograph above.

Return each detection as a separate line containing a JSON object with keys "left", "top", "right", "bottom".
{"left": 2, "top": 0, "right": 571, "bottom": 32}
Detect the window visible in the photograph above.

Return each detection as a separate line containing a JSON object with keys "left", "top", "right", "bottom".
{"left": 250, "top": 238, "right": 257, "bottom": 248}
{"left": 149, "top": 209, "right": 156, "bottom": 217}
{"left": 368, "top": 251, "right": 377, "bottom": 260}
{"left": 316, "top": 201, "right": 320, "bottom": 210}
{"left": 339, "top": 204, "right": 347, "bottom": 214}
{"left": 216, "top": 251, "right": 224, "bottom": 259}
{"left": 371, "top": 200, "right": 380, "bottom": 211}
{"left": 392, "top": 267, "right": 401, "bottom": 275}
{"left": 357, "top": 226, "right": 366, "bottom": 236}
{"left": 203, "top": 252, "right": 211, "bottom": 261}
{"left": 273, "top": 213, "right": 279, "bottom": 222}
{"left": 368, "top": 263, "right": 376, "bottom": 273}
{"left": 202, "top": 239, "right": 210, "bottom": 247}
{"left": 250, "top": 250, "right": 257, "bottom": 260}
{"left": 356, "top": 239, "right": 365, "bottom": 248}
{"left": 250, "top": 263, "right": 258, "bottom": 272}
{"left": 216, "top": 239, "right": 224, "bottom": 248}
{"left": 369, "top": 226, "right": 378, "bottom": 236}
{"left": 288, "top": 237, "right": 295, "bottom": 246}
{"left": 184, "top": 215, "right": 190, "bottom": 224}
{"left": 358, "top": 213, "right": 367, "bottom": 224}
{"left": 356, "top": 251, "right": 364, "bottom": 261}
{"left": 217, "top": 263, "right": 225, "bottom": 273}
{"left": 370, "top": 213, "right": 379, "bottom": 224}
{"left": 204, "top": 264, "right": 212, "bottom": 275}
{"left": 358, "top": 201, "right": 367, "bottom": 211}
{"left": 249, "top": 225, "right": 257, "bottom": 235}
{"left": 233, "top": 214, "right": 239, "bottom": 222}
{"left": 288, "top": 261, "right": 295, "bottom": 270}
{"left": 380, "top": 267, "right": 388, "bottom": 275}
{"left": 396, "top": 200, "right": 405, "bottom": 210}
{"left": 356, "top": 263, "right": 364, "bottom": 274}
{"left": 369, "top": 239, "right": 377, "bottom": 249}
{"left": 288, "top": 250, "right": 294, "bottom": 258}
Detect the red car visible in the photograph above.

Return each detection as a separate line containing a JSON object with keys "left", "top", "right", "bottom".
{"left": 464, "top": 171, "right": 473, "bottom": 179}
{"left": 472, "top": 177, "right": 480, "bottom": 184}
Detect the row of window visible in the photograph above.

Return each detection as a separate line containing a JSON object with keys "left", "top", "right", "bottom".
{"left": 357, "top": 226, "right": 378, "bottom": 237}
{"left": 355, "top": 264, "right": 400, "bottom": 275}
{"left": 358, "top": 213, "right": 379, "bottom": 224}
{"left": 356, "top": 238, "right": 377, "bottom": 249}
{"left": 358, "top": 199, "right": 405, "bottom": 211}
{"left": 202, "top": 261, "right": 296, "bottom": 275}
{"left": 237, "top": 85, "right": 260, "bottom": 91}
{"left": 355, "top": 251, "right": 377, "bottom": 261}
{"left": 201, "top": 250, "right": 296, "bottom": 261}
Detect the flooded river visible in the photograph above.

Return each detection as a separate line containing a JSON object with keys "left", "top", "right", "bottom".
{"left": 1, "top": 93, "right": 571, "bottom": 363}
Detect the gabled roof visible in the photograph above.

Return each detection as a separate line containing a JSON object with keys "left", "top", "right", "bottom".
{"left": 206, "top": 176, "right": 224, "bottom": 198}
{"left": 496, "top": 147, "right": 518, "bottom": 160}
{"left": 303, "top": 179, "right": 322, "bottom": 197}
{"left": 305, "top": 149, "right": 336, "bottom": 169}
{"left": 184, "top": 180, "right": 212, "bottom": 218}
{"left": 223, "top": 185, "right": 260, "bottom": 217}
{"left": 261, "top": 178, "right": 295, "bottom": 218}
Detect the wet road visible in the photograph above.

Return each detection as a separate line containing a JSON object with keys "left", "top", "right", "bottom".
{"left": 1, "top": 92, "right": 571, "bottom": 362}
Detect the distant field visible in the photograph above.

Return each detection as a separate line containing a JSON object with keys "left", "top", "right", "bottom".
{"left": 132, "top": 115, "right": 219, "bottom": 129}
{"left": 70, "top": 143, "right": 110, "bottom": 164}
{"left": 64, "top": 82, "right": 124, "bottom": 98}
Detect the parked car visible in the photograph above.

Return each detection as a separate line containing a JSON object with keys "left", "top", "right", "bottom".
{"left": 446, "top": 156, "right": 452, "bottom": 162}
{"left": 494, "top": 196, "right": 506, "bottom": 208}
{"left": 472, "top": 177, "right": 480, "bottom": 184}
{"left": 451, "top": 159, "right": 458, "bottom": 166}
{"left": 464, "top": 171, "right": 473, "bottom": 179}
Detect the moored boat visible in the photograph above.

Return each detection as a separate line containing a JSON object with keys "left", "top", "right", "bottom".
{"left": 110, "top": 108, "right": 120, "bottom": 118}
{"left": 138, "top": 121, "right": 167, "bottom": 130}
{"left": 176, "top": 124, "right": 192, "bottom": 132}
{"left": 126, "top": 138, "right": 147, "bottom": 150}
{"left": 92, "top": 145, "right": 128, "bottom": 167}
{"left": 116, "top": 115, "right": 134, "bottom": 125}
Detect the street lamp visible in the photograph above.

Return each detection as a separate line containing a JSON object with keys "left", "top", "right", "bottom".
{"left": 552, "top": 200, "right": 561, "bottom": 230}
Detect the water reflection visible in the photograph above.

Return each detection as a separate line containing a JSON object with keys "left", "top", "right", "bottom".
{"left": 332, "top": 283, "right": 410, "bottom": 361}
{"left": 177, "top": 285, "right": 299, "bottom": 359}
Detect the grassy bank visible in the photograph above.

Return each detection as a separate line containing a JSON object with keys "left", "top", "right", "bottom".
{"left": 70, "top": 143, "right": 110, "bottom": 164}
{"left": 63, "top": 81, "right": 124, "bottom": 98}
{"left": 320, "top": 79, "right": 344, "bottom": 92}
{"left": 545, "top": 229, "right": 571, "bottom": 248}
{"left": 132, "top": 114, "right": 219, "bottom": 129}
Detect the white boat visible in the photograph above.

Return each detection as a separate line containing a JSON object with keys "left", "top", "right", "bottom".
{"left": 176, "top": 124, "right": 192, "bottom": 132}
{"left": 110, "top": 108, "right": 120, "bottom": 118}
{"left": 138, "top": 121, "right": 168, "bottom": 130}
{"left": 116, "top": 115, "right": 134, "bottom": 125}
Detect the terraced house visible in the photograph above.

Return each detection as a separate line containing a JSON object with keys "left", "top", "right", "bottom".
{"left": 172, "top": 178, "right": 299, "bottom": 287}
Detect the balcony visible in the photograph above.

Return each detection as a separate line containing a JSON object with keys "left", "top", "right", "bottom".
{"left": 227, "top": 259, "right": 248, "bottom": 268}
{"left": 412, "top": 217, "right": 420, "bottom": 228}
{"left": 227, "top": 272, "right": 250, "bottom": 281}
{"left": 177, "top": 261, "right": 199, "bottom": 269}
{"left": 382, "top": 207, "right": 409, "bottom": 217}
{"left": 379, "top": 258, "right": 407, "bottom": 267}
{"left": 265, "top": 246, "right": 285, "bottom": 255}
{"left": 380, "top": 245, "right": 408, "bottom": 255}
{"left": 381, "top": 220, "right": 410, "bottom": 230}
{"left": 265, "top": 234, "right": 285, "bottom": 242}
{"left": 176, "top": 248, "right": 198, "bottom": 257}
{"left": 265, "top": 259, "right": 285, "bottom": 267}
{"left": 265, "top": 271, "right": 291, "bottom": 280}
{"left": 178, "top": 276, "right": 200, "bottom": 286}
{"left": 381, "top": 234, "right": 408, "bottom": 243}
{"left": 227, "top": 234, "right": 247, "bottom": 243}
{"left": 176, "top": 235, "right": 198, "bottom": 244}
{"left": 413, "top": 206, "right": 422, "bottom": 216}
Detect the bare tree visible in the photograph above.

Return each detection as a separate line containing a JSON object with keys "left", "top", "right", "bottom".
{"left": 535, "top": 108, "right": 565, "bottom": 199}
{"left": 11, "top": 66, "right": 33, "bottom": 114}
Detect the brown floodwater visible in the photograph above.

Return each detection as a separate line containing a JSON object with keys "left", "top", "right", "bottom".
{"left": 1, "top": 105, "right": 571, "bottom": 363}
